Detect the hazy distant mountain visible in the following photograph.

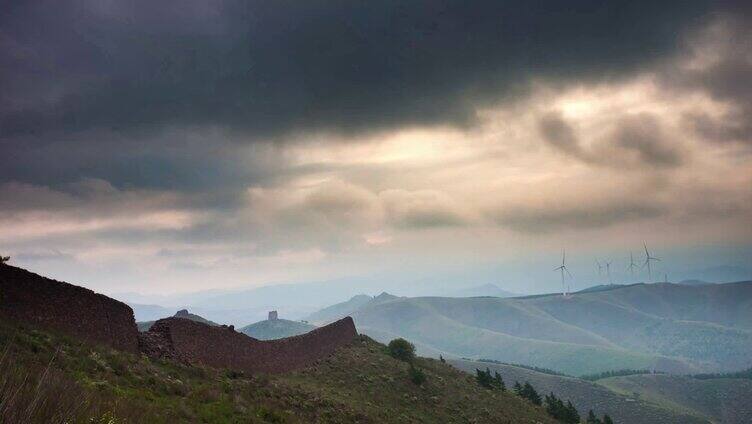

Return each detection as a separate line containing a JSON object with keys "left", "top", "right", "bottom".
{"left": 687, "top": 265, "right": 752, "bottom": 283}
{"left": 305, "top": 294, "right": 373, "bottom": 325}
{"left": 311, "top": 281, "right": 752, "bottom": 375}
{"left": 189, "top": 278, "right": 388, "bottom": 312}
{"left": 450, "top": 283, "right": 519, "bottom": 298}
{"left": 136, "top": 309, "right": 219, "bottom": 332}
{"left": 305, "top": 292, "right": 399, "bottom": 325}
{"left": 128, "top": 303, "right": 174, "bottom": 322}
{"left": 240, "top": 318, "right": 316, "bottom": 340}
{"left": 112, "top": 268, "right": 543, "bottom": 326}
{"left": 450, "top": 359, "right": 709, "bottom": 424}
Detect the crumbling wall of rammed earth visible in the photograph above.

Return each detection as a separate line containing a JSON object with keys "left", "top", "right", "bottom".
{"left": 1, "top": 264, "right": 358, "bottom": 373}
{"left": 141, "top": 316, "right": 358, "bottom": 374}
{"left": 0, "top": 265, "right": 139, "bottom": 353}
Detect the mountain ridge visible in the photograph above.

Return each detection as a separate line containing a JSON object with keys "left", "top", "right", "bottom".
{"left": 308, "top": 280, "right": 752, "bottom": 375}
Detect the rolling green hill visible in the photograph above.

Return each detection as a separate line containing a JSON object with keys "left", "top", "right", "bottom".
{"left": 0, "top": 318, "right": 556, "bottom": 424}
{"left": 351, "top": 297, "right": 693, "bottom": 376}
{"left": 239, "top": 318, "right": 316, "bottom": 340}
{"left": 310, "top": 281, "right": 752, "bottom": 375}
{"left": 599, "top": 374, "right": 752, "bottom": 424}
{"left": 306, "top": 292, "right": 398, "bottom": 325}
{"left": 450, "top": 359, "right": 709, "bottom": 424}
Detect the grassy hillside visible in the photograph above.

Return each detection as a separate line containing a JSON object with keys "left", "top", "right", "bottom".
{"left": 526, "top": 290, "right": 752, "bottom": 370}
{"left": 0, "top": 318, "right": 556, "bottom": 423}
{"left": 350, "top": 297, "right": 697, "bottom": 375}
{"left": 309, "top": 282, "right": 752, "bottom": 375}
{"left": 450, "top": 359, "right": 709, "bottom": 424}
{"left": 600, "top": 374, "right": 752, "bottom": 424}
{"left": 239, "top": 319, "right": 316, "bottom": 340}
{"left": 306, "top": 293, "right": 397, "bottom": 325}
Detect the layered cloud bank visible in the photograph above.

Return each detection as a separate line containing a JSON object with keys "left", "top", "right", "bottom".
{"left": 1, "top": 1, "right": 750, "bottom": 293}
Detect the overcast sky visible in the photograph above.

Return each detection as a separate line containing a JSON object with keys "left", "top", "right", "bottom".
{"left": 2, "top": 1, "right": 751, "bottom": 296}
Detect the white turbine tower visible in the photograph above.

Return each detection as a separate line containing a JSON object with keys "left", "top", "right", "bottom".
{"left": 605, "top": 260, "right": 613, "bottom": 285}
{"left": 642, "top": 243, "right": 661, "bottom": 282}
{"left": 626, "top": 252, "right": 638, "bottom": 281}
{"left": 554, "top": 250, "right": 572, "bottom": 297}
{"left": 596, "top": 259, "right": 604, "bottom": 279}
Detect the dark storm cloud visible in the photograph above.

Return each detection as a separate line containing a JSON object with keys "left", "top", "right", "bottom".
{"left": 538, "top": 112, "right": 588, "bottom": 160}
{"left": 494, "top": 202, "right": 665, "bottom": 234}
{"left": 538, "top": 112, "right": 685, "bottom": 169}
{"left": 653, "top": 13, "right": 752, "bottom": 146}
{"left": 1, "top": 0, "right": 718, "bottom": 141}
{"left": 683, "top": 56, "right": 752, "bottom": 144}
{"left": 612, "top": 115, "right": 684, "bottom": 167}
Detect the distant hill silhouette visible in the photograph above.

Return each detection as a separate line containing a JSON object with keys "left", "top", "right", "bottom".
{"left": 136, "top": 309, "right": 219, "bottom": 332}
{"left": 575, "top": 283, "right": 630, "bottom": 294}
{"left": 450, "top": 283, "right": 519, "bottom": 298}
{"left": 240, "top": 318, "right": 316, "bottom": 340}
{"left": 127, "top": 303, "right": 174, "bottom": 322}
{"left": 678, "top": 279, "right": 712, "bottom": 286}
{"left": 306, "top": 292, "right": 399, "bottom": 324}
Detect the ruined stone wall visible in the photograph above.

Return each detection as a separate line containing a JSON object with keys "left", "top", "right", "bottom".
{"left": 143, "top": 316, "right": 357, "bottom": 374}
{"left": 0, "top": 265, "right": 139, "bottom": 352}
{"left": 1, "top": 264, "right": 356, "bottom": 372}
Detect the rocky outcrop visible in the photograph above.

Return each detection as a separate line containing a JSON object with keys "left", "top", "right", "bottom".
{"left": 0, "top": 265, "right": 139, "bottom": 352}
{"left": 140, "top": 316, "right": 358, "bottom": 374}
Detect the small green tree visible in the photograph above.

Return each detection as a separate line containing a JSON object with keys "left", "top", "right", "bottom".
{"left": 542, "top": 392, "right": 580, "bottom": 423}
{"left": 476, "top": 368, "right": 493, "bottom": 388}
{"left": 0, "top": 256, "right": 9, "bottom": 265}
{"left": 587, "top": 409, "right": 601, "bottom": 424}
{"left": 565, "top": 400, "right": 580, "bottom": 424}
{"left": 387, "top": 338, "right": 416, "bottom": 362}
{"left": 545, "top": 392, "right": 562, "bottom": 418}
{"left": 439, "top": 355, "right": 446, "bottom": 363}
{"left": 521, "top": 382, "right": 542, "bottom": 405}
{"left": 493, "top": 371, "right": 505, "bottom": 391}
{"left": 602, "top": 414, "right": 614, "bottom": 424}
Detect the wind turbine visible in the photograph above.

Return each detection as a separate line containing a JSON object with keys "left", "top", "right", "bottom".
{"left": 605, "top": 260, "right": 613, "bottom": 285}
{"left": 642, "top": 243, "right": 661, "bottom": 282}
{"left": 554, "top": 249, "right": 572, "bottom": 297}
{"left": 596, "top": 259, "right": 604, "bottom": 279}
{"left": 626, "top": 252, "right": 638, "bottom": 280}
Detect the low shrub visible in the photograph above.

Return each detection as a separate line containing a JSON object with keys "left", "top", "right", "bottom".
{"left": 387, "top": 338, "right": 415, "bottom": 362}
{"left": 409, "top": 365, "right": 426, "bottom": 385}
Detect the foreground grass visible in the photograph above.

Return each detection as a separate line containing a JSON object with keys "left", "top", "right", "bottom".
{"left": 0, "top": 319, "right": 555, "bottom": 423}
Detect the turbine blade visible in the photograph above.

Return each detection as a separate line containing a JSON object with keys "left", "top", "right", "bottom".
{"left": 644, "top": 243, "right": 649, "bottom": 256}
{"left": 565, "top": 268, "right": 573, "bottom": 278}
